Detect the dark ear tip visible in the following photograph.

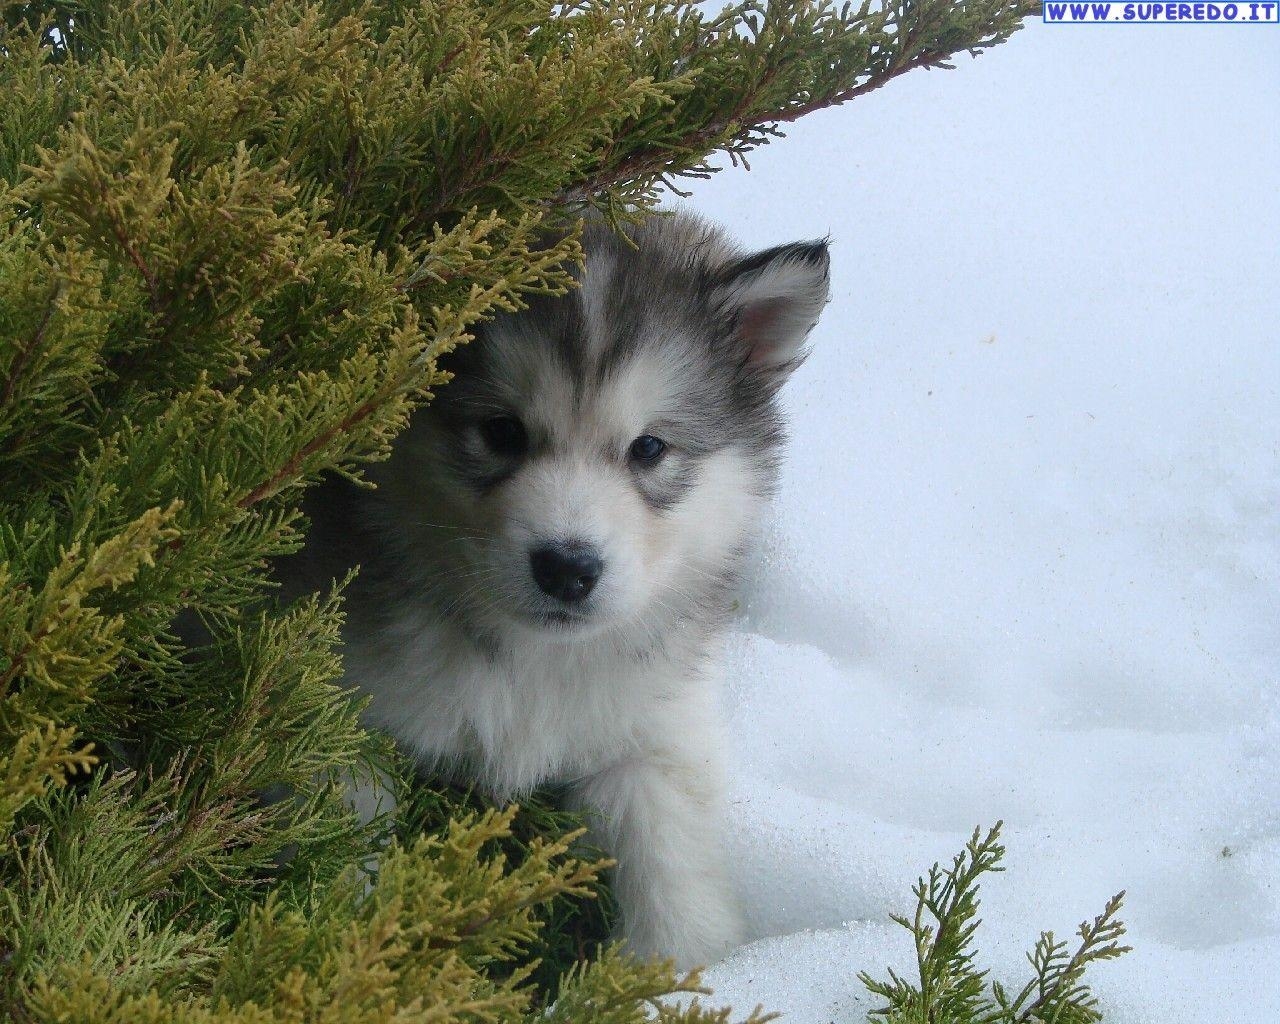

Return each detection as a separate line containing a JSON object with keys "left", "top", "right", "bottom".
{"left": 788, "top": 238, "right": 831, "bottom": 280}
{"left": 717, "top": 236, "right": 832, "bottom": 286}
{"left": 793, "top": 237, "right": 831, "bottom": 263}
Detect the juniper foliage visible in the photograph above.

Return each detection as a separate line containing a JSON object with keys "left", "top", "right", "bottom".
{"left": 860, "top": 824, "right": 1131, "bottom": 1024}
{"left": 1, "top": 0, "right": 1040, "bottom": 1019}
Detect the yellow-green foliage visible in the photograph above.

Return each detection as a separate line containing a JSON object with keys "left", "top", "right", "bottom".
{"left": 0, "top": 0, "right": 1040, "bottom": 1019}
{"left": 25, "top": 809, "right": 778, "bottom": 1023}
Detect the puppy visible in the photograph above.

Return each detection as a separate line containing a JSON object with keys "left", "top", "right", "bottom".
{"left": 283, "top": 211, "right": 830, "bottom": 967}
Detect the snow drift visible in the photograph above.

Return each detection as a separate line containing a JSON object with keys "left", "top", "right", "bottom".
{"left": 683, "top": 23, "right": 1280, "bottom": 1023}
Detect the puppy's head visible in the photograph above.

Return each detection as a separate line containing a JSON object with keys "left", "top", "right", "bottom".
{"left": 373, "top": 213, "right": 829, "bottom": 644}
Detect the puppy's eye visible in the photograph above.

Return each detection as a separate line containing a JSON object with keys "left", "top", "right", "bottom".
{"left": 629, "top": 434, "right": 667, "bottom": 463}
{"left": 480, "top": 415, "right": 527, "bottom": 457}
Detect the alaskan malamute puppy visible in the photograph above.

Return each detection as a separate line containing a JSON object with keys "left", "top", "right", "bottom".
{"left": 287, "top": 211, "right": 829, "bottom": 967}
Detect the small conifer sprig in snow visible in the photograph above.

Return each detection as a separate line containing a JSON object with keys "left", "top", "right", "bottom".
{"left": 860, "top": 823, "right": 1131, "bottom": 1024}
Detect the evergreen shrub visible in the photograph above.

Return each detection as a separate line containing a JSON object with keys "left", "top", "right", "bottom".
{"left": 0, "top": 1, "right": 1040, "bottom": 1019}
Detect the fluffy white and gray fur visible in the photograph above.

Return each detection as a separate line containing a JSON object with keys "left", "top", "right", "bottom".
{"left": 280, "top": 211, "right": 830, "bottom": 967}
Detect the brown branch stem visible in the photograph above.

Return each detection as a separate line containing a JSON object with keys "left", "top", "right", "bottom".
{"left": 100, "top": 186, "right": 162, "bottom": 310}
{"left": 563, "top": 35, "right": 994, "bottom": 203}
{"left": 235, "top": 390, "right": 390, "bottom": 511}
{"left": 0, "top": 284, "right": 60, "bottom": 414}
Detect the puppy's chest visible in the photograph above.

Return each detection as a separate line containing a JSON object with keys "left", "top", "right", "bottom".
{"left": 348, "top": 618, "right": 696, "bottom": 797}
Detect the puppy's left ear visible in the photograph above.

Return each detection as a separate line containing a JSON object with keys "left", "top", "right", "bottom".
{"left": 709, "top": 238, "right": 830, "bottom": 383}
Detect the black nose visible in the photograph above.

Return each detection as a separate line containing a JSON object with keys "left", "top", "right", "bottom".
{"left": 529, "top": 544, "right": 603, "bottom": 603}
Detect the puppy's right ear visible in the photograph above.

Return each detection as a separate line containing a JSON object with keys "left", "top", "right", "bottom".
{"left": 708, "top": 238, "right": 831, "bottom": 384}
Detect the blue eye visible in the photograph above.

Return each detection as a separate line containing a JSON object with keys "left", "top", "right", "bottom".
{"left": 629, "top": 434, "right": 666, "bottom": 463}
{"left": 480, "top": 415, "right": 527, "bottom": 457}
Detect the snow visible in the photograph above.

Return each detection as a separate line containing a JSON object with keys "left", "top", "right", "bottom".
{"left": 678, "top": 22, "right": 1280, "bottom": 1022}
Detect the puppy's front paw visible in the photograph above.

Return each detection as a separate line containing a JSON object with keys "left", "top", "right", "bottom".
{"left": 624, "top": 881, "right": 748, "bottom": 971}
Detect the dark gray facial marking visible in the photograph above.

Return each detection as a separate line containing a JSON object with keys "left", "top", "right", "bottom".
{"left": 426, "top": 214, "right": 821, "bottom": 507}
